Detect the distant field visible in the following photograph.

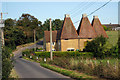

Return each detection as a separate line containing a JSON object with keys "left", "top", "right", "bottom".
{"left": 106, "top": 31, "right": 118, "bottom": 47}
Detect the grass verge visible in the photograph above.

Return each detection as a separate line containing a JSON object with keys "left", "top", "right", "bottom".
{"left": 9, "top": 68, "right": 18, "bottom": 78}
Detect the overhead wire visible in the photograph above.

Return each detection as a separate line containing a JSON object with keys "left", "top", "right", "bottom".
{"left": 67, "top": 2, "right": 86, "bottom": 14}
{"left": 66, "top": 0, "right": 90, "bottom": 15}
{"left": 73, "top": 0, "right": 112, "bottom": 24}
{"left": 71, "top": 2, "right": 91, "bottom": 16}
{"left": 71, "top": 2, "right": 96, "bottom": 19}
{"left": 87, "top": 0, "right": 112, "bottom": 16}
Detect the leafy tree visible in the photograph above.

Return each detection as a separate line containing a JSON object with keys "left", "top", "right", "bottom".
{"left": 42, "top": 19, "right": 63, "bottom": 31}
{"left": 5, "top": 18, "right": 15, "bottom": 27}
{"left": 17, "top": 14, "right": 42, "bottom": 30}
{"left": 52, "top": 19, "right": 63, "bottom": 30}
{"left": 102, "top": 25, "right": 111, "bottom": 31}
{"left": 42, "top": 19, "right": 50, "bottom": 31}
{"left": 84, "top": 36, "right": 107, "bottom": 58}
{"left": 4, "top": 26, "right": 26, "bottom": 49}
{"left": 4, "top": 13, "right": 63, "bottom": 50}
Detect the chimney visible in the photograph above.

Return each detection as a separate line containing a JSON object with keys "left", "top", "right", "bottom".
{"left": 65, "top": 14, "right": 70, "bottom": 18}
{"left": 93, "top": 15, "right": 98, "bottom": 19}
{"left": 82, "top": 13, "right": 87, "bottom": 18}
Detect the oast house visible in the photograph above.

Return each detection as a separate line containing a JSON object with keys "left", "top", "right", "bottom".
{"left": 43, "top": 14, "right": 108, "bottom": 51}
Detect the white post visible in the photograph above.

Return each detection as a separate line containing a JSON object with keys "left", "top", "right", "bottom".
{"left": 50, "top": 18, "right": 53, "bottom": 60}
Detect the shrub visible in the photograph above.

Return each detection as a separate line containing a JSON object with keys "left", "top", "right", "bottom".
{"left": 105, "top": 45, "right": 118, "bottom": 58}
{"left": 2, "top": 47, "right": 13, "bottom": 80}
{"left": 84, "top": 36, "right": 107, "bottom": 59}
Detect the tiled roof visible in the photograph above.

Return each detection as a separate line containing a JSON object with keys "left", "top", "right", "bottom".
{"left": 77, "top": 16, "right": 97, "bottom": 39}
{"left": 44, "top": 30, "right": 58, "bottom": 42}
{"left": 60, "top": 16, "right": 78, "bottom": 39}
{"left": 92, "top": 16, "right": 108, "bottom": 38}
{"left": 44, "top": 14, "right": 108, "bottom": 42}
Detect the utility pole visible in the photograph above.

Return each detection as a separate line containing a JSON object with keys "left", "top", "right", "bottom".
{"left": 0, "top": 12, "right": 8, "bottom": 46}
{"left": 50, "top": 18, "right": 53, "bottom": 60}
{"left": 34, "top": 29, "right": 36, "bottom": 51}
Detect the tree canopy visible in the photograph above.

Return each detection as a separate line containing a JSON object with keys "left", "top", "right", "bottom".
{"left": 17, "top": 14, "right": 42, "bottom": 29}
{"left": 4, "top": 13, "right": 63, "bottom": 50}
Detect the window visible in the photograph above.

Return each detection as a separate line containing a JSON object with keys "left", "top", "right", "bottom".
{"left": 71, "top": 49, "right": 74, "bottom": 51}
{"left": 67, "top": 50, "right": 71, "bottom": 51}
{"left": 67, "top": 48, "right": 74, "bottom": 51}
{"left": 88, "top": 38, "right": 92, "bottom": 39}
{"left": 64, "top": 39, "right": 69, "bottom": 40}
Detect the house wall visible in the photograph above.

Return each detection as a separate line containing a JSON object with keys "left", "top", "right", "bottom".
{"left": 45, "top": 39, "right": 93, "bottom": 51}
{"left": 61, "top": 39, "right": 79, "bottom": 51}
{"left": 45, "top": 42, "right": 56, "bottom": 51}
{"left": 79, "top": 39, "right": 92, "bottom": 51}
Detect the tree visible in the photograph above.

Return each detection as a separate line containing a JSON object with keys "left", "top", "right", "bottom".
{"left": 102, "top": 25, "right": 111, "bottom": 31}
{"left": 5, "top": 18, "right": 15, "bottom": 27}
{"left": 17, "top": 14, "right": 42, "bottom": 29}
{"left": 52, "top": 19, "right": 63, "bottom": 30}
{"left": 42, "top": 19, "right": 50, "bottom": 31}
{"left": 4, "top": 26, "right": 26, "bottom": 49}
{"left": 84, "top": 36, "right": 107, "bottom": 58}
{"left": 42, "top": 19, "right": 63, "bottom": 31}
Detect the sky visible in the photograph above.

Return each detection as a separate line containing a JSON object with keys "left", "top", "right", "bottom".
{"left": 1, "top": 1, "right": 118, "bottom": 29}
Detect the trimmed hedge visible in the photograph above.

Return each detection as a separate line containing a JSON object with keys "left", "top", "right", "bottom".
{"left": 34, "top": 51, "right": 94, "bottom": 58}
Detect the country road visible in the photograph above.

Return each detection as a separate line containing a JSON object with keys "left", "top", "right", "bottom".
{"left": 13, "top": 41, "right": 71, "bottom": 79}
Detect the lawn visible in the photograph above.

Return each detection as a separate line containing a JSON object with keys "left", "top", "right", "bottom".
{"left": 106, "top": 31, "right": 118, "bottom": 47}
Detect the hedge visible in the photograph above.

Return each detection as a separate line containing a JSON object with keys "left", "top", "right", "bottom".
{"left": 34, "top": 51, "right": 94, "bottom": 58}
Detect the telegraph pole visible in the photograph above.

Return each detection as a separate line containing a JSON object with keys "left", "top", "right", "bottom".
{"left": 50, "top": 18, "right": 53, "bottom": 60}
{"left": 0, "top": 12, "right": 7, "bottom": 46}
{"left": 34, "top": 29, "right": 36, "bottom": 51}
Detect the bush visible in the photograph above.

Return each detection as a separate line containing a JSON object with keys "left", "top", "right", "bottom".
{"left": 2, "top": 47, "right": 13, "bottom": 80}
{"left": 105, "top": 45, "right": 118, "bottom": 58}
{"left": 84, "top": 36, "right": 107, "bottom": 59}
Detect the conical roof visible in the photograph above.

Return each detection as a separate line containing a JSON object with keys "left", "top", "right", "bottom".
{"left": 60, "top": 14, "right": 78, "bottom": 39}
{"left": 91, "top": 16, "right": 108, "bottom": 38}
{"left": 77, "top": 14, "right": 97, "bottom": 39}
